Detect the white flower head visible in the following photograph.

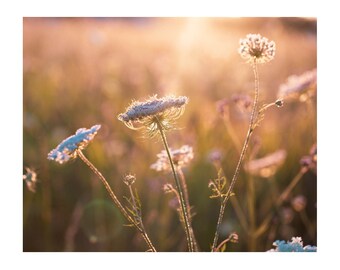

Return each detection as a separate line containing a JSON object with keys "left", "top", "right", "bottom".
{"left": 47, "top": 125, "right": 101, "bottom": 164}
{"left": 239, "top": 33, "right": 276, "bottom": 64}
{"left": 151, "top": 145, "right": 194, "bottom": 172}
{"left": 277, "top": 69, "right": 317, "bottom": 102}
{"left": 118, "top": 95, "right": 188, "bottom": 137}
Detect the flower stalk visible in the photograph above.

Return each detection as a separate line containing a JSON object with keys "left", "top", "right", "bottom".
{"left": 155, "top": 116, "right": 194, "bottom": 252}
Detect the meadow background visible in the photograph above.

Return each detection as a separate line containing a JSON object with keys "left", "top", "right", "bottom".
{"left": 23, "top": 17, "right": 316, "bottom": 252}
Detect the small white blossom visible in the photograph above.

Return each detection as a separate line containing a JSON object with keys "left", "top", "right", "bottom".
{"left": 151, "top": 145, "right": 194, "bottom": 172}
{"left": 47, "top": 125, "right": 101, "bottom": 164}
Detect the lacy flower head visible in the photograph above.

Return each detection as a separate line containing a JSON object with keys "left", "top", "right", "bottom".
{"left": 150, "top": 145, "right": 194, "bottom": 172}
{"left": 268, "top": 237, "right": 317, "bottom": 252}
{"left": 47, "top": 125, "right": 101, "bottom": 164}
{"left": 239, "top": 33, "right": 276, "bottom": 64}
{"left": 277, "top": 68, "right": 317, "bottom": 102}
{"left": 117, "top": 95, "right": 188, "bottom": 137}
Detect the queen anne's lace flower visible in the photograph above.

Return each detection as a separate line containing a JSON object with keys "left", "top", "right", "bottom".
{"left": 239, "top": 33, "right": 276, "bottom": 64}
{"left": 47, "top": 125, "right": 101, "bottom": 164}
{"left": 118, "top": 95, "right": 188, "bottom": 137}
{"left": 151, "top": 145, "right": 194, "bottom": 172}
{"left": 268, "top": 237, "right": 316, "bottom": 252}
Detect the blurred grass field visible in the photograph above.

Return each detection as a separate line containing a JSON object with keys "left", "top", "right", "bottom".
{"left": 23, "top": 17, "right": 316, "bottom": 252}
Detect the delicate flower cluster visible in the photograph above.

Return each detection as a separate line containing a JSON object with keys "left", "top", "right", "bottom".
{"left": 117, "top": 95, "right": 188, "bottom": 137}
{"left": 239, "top": 34, "right": 276, "bottom": 64}
{"left": 47, "top": 125, "right": 101, "bottom": 164}
{"left": 268, "top": 237, "right": 317, "bottom": 252}
{"left": 23, "top": 167, "right": 38, "bottom": 192}
{"left": 277, "top": 69, "right": 317, "bottom": 101}
{"left": 244, "top": 149, "right": 287, "bottom": 178}
{"left": 151, "top": 145, "right": 194, "bottom": 172}
{"left": 123, "top": 174, "right": 136, "bottom": 186}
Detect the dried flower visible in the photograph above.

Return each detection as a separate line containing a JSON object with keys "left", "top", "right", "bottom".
{"left": 277, "top": 69, "right": 317, "bottom": 102}
{"left": 47, "top": 125, "right": 101, "bottom": 164}
{"left": 291, "top": 195, "right": 307, "bottom": 212}
{"left": 123, "top": 174, "right": 136, "bottom": 186}
{"left": 23, "top": 167, "right": 38, "bottom": 192}
{"left": 117, "top": 95, "right": 188, "bottom": 137}
{"left": 268, "top": 237, "right": 316, "bottom": 252}
{"left": 150, "top": 145, "right": 194, "bottom": 172}
{"left": 244, "top": 149, "right": 287, "bottom": 178}
{"left": 239, "top": 34, "right": 276, "bottom": 64}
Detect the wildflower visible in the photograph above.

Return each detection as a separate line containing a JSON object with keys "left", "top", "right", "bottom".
{"left": 238, "top": 33, "right": 276, "bottom": 64}
{"left": 123, "top": 174, "right": 136, "bottom": 186}
{"left": 117, "top": 95, "right": 188, "bottom": 137}
{"left": 47, "top": 125, "right": 101, "bottom": 164}
{"left": 291, "top": 195, "right": 307, "bottom": 212}
{"left": 277, "top": 69, "right": 317, "bottom": 101}
{"left": 150, "top": 145, "right": 194, "bottom": 172}
{"left": 23, "top": 167, "right": 37, "bottom": 192}
{"left": 300, "top": 143, "right": 317, "bottom": 172}
{"left": 244, "top": 149, "right": 287, "bottom": 178}
{"left": 207, "top": 149, "right": 223, "bottom": 164}
{"left": 268, "top": 237, "right": 317, "bottom": 252}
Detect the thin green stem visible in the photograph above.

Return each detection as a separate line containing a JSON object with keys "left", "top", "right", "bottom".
{"left": 212, "top": 58, "right": 259, "bottom": 251}
{"left": 76, "top": 150, "right": 156, "bottom": 252}
{"left": 155, "top": 118, "right": 194, "bottom": 252}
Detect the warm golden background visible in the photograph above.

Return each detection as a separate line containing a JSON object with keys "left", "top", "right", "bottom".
{"left": 23, "top": 17, "right": 316, "bottom": 252}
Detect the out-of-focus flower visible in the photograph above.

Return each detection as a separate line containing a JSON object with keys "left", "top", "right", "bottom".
{"left": 23, "top": 167, "right": 37, "bottom": 192}
{"left": 123, "top": 174, "right": 136, "bottom": 186}
{"left": 117, "top": 95, "right": 188, "bottom": 137}
{"left": 244, "top": 149, "right": 287, "bottom": 178}
{"left": 216, "top": 94, "right": 253, "bottom": 117}
{"left": 239, "top": 33, "right": 276, "bottom": 64}
{"left": 47, "top": 125, "right": 101, "bottom": 164}
{"left": 277, "top": 69, "right": 317, "bottom": 102}
{"left": 300, "top": 143, "right": 317, "bottom": 172}
{"left": 268, "top": 237, "right": 316, "bottom": 252}
{"left": 207, "top": 149, "right": 223, "bottom": 164}
{"left": 291, "top": 195, "right": 307, "bottom": 212}
{"left": 150, "top": 145, "right": 194, "bottom": 172}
